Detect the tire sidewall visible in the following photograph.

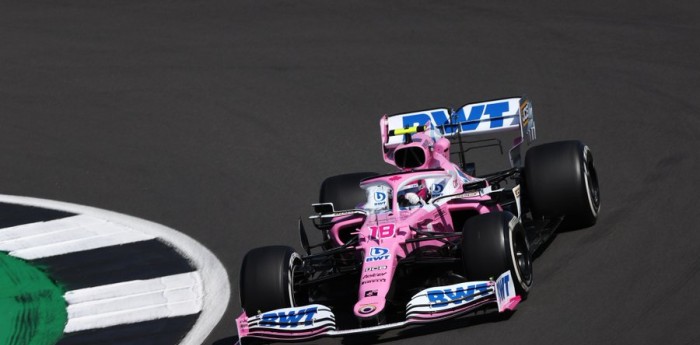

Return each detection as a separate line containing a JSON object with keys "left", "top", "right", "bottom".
{"left": 506, "top": 215, "right": 532, "bottom": 293}
{"left": 581, "top": 145, "right": 600, "bottom": 219}
{"left": 287, "top": 251, "right": 301, "bottom": 307}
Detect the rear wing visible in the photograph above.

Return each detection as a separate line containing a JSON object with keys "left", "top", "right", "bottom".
{"left": 384, "top": 97, "right": 536, "bottom": 147}
{"left": 382, "top": 97, "right": 536, "bottom": 169}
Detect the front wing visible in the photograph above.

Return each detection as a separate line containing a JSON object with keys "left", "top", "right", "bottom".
{"left": 236, "top": 271, "right": 521, "bottom": 342}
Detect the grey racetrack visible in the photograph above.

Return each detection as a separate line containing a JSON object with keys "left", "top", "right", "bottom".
{"left": 2, "top": 1, "right": 699, "bottom": 344}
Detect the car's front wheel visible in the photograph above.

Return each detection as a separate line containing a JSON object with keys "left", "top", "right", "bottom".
{"left": 461, "top": 211, "right": 532, "bottom": 297}
{"left": 239, "top": 245, "right": 302, "bottom": 314}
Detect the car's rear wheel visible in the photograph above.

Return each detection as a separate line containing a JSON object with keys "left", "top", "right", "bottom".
{"left": 461, "top": 211, "right": 532, "bottom": 297}
{"left": 239, "top": 245, "right": 302, "bottom": 314}
{"left": 319, "top": 172, "right": 378, "bottom": 246}
{"left": 524, "top": 140, "right": 600, "bottom": 228}
{"left": 319, "top": 172, "right": 378, "bottom": 210}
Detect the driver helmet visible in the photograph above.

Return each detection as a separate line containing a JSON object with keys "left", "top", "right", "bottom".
{"left": 364, "top": 184, "right": 392, "bottom": 211}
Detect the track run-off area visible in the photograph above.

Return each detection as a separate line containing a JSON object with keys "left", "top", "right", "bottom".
{"left": 0, "top": 252, "right": 65, "bottom": 345}
{"left": 0, "top": 196, "right": 229, "bottom": 345}
{"left": 1, "top": 1, "right": 699, "bottom": 344}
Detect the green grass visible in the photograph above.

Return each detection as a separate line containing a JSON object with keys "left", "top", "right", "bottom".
{"left": 0, "top": 252, "right": 66, "bottom": 345}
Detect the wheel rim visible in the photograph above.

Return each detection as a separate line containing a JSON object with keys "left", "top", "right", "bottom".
{"left": 513, "top": 233, "right": 532, "bottom": 285}
{"left": 583, "top": 148, "right": 601, "bottom": 215}
{"left": 288, "top": 253, "right": 301, "bottom": 306}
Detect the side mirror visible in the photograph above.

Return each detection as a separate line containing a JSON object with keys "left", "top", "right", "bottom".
{"left": 312, "top": 203, "right": 335, "bottom": 214}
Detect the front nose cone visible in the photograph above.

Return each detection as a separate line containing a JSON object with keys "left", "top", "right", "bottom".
{"left": 354, "top": 298, "right": 386, "bottom": 319}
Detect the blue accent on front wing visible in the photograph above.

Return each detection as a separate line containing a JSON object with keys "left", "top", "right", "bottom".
{"left": 260, "top": 307, "right": 318, "bottom": 328}
{"left": 426, "top": 283, "right": 490, "bottom": 308}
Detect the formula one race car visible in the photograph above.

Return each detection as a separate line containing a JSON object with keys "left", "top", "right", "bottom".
{"left": 236, "top": 97, "right": 600, "bottom": 342}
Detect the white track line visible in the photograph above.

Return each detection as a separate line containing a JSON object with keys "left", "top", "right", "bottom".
{"left": 0, "top": 214, "right": 154, "bottom": 260}
{"left": 0, "top": 215, "right": 103, "bottom": 241}
{"left": 64, "top": 272, "right": 203, "bottom": 333}
{"left": 0, "top": 194, "right": 230, "bottom": 345}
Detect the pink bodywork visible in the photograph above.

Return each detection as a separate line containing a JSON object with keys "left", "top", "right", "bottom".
{"left": 341, "top": 172, "right": 500, "bottom": 318}
{"left": 236, "top": 115, "right": 522, "bottom": 341}
{"left": 331, "top": 118, "right": 504, "bottom": 319}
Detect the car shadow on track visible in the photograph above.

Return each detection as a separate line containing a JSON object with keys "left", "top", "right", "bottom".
{"left": 341, "top": 310, "right": 514, "bottom": 345}
{"left": 212, "top": 336, "right": 239, "bottom": 345}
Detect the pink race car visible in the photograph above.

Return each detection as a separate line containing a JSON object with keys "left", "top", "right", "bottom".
{"left": 236, "top": 97, "right": 600, "bottom": 342}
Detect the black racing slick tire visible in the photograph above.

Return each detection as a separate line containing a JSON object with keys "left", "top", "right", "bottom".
{"left": 239, "top": 245, "right": 301, "bottom": 314}
{"left": 461, "top": 212, "right": 532, "bottom": 297}
{"left": 319, "top": 172, "right": 378, "bottom": 210}
{"left": 524, "top": 140, "right": 600, "bottom": 228}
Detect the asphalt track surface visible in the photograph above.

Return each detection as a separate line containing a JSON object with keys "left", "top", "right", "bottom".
{"left": 1, "top": 1, "right": 699, "bottom": 344}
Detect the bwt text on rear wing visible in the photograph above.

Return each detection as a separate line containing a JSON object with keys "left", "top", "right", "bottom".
{"left": 381, "top": 97, "right": 536, "bottom": 169}
{"left": 383, "top": 97, "right": 536, "bottom": 148}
